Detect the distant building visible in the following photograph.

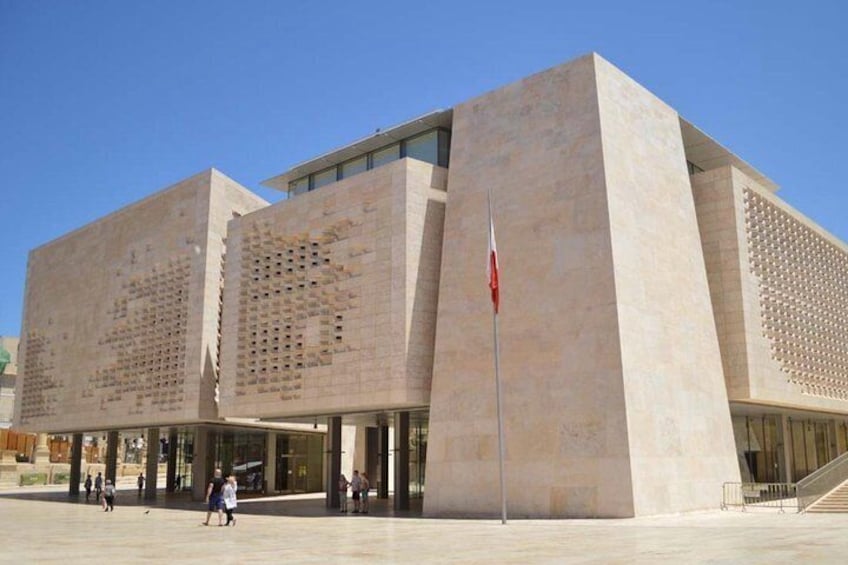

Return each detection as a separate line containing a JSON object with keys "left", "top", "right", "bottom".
{"left": 15, "top": 53, "right": 848, "bottom": 517}
{"left": 0, "top": 336, "right": 18, "bottom": 428}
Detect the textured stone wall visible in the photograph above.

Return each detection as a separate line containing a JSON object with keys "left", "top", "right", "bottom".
{"left": 694, "top": 165, "right": 848, "bottom": 413}
{"left": 426, "top": 53, "right": 739, "bottom": 519}
{"left": 14, "top": 170, "right": 266, "bottom": 431}
{"left": 219, "top": 159, "right": 446, "bottom": 418}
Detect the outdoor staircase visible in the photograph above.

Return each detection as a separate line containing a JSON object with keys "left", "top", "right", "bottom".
{"left": 806, "top": 481, "right": 848, "bottom": 513}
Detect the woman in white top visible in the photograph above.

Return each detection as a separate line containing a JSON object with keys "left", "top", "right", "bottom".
{"left": 223, "top": 474, "right": 238, "bottom": 526}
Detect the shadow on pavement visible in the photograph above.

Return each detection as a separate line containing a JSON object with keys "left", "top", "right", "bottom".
{"left": 0, "top": 488, "right": 425, "bottom": 519}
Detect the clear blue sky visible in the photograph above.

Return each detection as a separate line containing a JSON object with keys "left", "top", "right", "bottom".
{"left": 1, "top": 1, "right": 846, "bottom": 336}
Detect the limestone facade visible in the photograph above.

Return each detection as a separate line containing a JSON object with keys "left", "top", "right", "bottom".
{"left": 12, "top": 52, "right": 848, "bottom": 518}
{"left": 424, "top": 54, "right": 739, "bottom": 518}
{"left": 14, "top": 170, "right": 267, "bottom": 432}
{"left": 692, "top": 166, "right": 848, "bottom": 411}
{"left": 219, "top": 158, "right": 447, "bottom": 418}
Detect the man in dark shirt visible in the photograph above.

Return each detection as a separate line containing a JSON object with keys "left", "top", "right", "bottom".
{"left": 203, "top": 468, "right": 226, "bottom": 526}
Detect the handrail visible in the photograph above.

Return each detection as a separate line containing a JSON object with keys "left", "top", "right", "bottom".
{"left": 797, "top": 451, "right": 848, "bottom": 511}
{"left": 722, "top": 482, "right": 798, "bottom": 512}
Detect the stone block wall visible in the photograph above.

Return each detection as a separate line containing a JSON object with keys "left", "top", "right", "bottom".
{"left": 219, "top": 158, "right": 446, "bottom": 418}
{"left": 14, "top": 170, "right": 266, "bottom": 431}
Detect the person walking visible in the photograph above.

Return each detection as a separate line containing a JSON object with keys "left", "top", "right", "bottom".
{"left": 203, "top": 468, "right": 226, "bottom": 526}
{"left": 94, "top": 472, "right": 103, "bottom": 503}
{"left": 350, "top": 470, "right": 362, "bottom": 513}
{"left": 338, "top": 474, "right": 349, "bottom": 513}
{"left": 223, "top": 474, "right": 238, "bottom": 526}
{"left": 360, "top": 472, "right": 371, "bottom": 514}
{"left": 102, "top": 479, "right": 116, "bottom": 512}
{"left": 84, "top": 474, "right": 93, "bottom": 502}
{"left": 137, "top": 473, "right": 145, "bottom": 497}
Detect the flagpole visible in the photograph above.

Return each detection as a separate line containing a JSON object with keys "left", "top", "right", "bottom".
{"left": 493, "top": 307, "right": 507, "bottom": 525}
{"left": 488, "top": 188, "right": 508, "bottom": 525}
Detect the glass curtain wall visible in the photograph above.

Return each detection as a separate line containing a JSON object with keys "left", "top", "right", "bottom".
{"left": 274, "top": 433, "right": 323, "bottom": 493}
{"left": 210, "top": 429, "right": 266, "bottom": 493}
{"left": 174, "top": 430, "right": 194, "bottom": 492}
{"left": 732, "top": 415, "right": 780, "bottom": 483}
{"left": 789, "top": 418, "right": 833, "bottom": 481}
{"left": 409, "top": 413, "right": 428, "bottom": 498}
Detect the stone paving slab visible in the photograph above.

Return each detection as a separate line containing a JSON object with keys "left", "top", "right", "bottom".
{"left": 1, "top": 488, "right": 848, "bottom": 563}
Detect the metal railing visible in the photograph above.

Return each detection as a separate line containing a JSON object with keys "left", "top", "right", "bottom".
{"left": 797, "top": 451, "right": 848, "bottom": 511}
{"left": 722, "top": 482, "right": 798, "bottom": 512}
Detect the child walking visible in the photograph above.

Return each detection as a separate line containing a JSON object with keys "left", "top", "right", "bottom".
{"left": 223, "top": 474, "right": 238, "bottom": 526}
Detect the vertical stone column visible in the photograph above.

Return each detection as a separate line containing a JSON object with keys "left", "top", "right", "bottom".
{"left": 828, "top": 421, "right": 839, "bottom": 461}
{"left": 69, "top": 433, "right": 82, "bottom": 496}
{"left": 34, "top": 433, "right": 51, "bottom": 464}
{"left": 265, "top": 432, "right": 277, "bottom": 494}
{"left": 145, "top": 427, "right": 159, "bottom": 500}
{"left": 326, "top": 416, "right": 341, "bottom": 509}
{"left": 378, "top": 424, "right": 389, "bottom": 499}
{"left": 777, "top": 415, "right": 793, "bottom": 482}
{"left": 394, "top": 411, "right": 409, "bottom": 511}
{"left": 166, "top": 430, "right": 177, "bottom": 493}
{"left": 836, "top": 422, "right": 848, "bottom": 457}
{"left": 105, "top": 431, "right": 119, "bottom": 483}
{"left": 192, "top": 427, "right": 210, "bottom": 501}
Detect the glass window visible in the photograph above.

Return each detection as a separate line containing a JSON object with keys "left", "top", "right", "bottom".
{"left": 312, "top": 167, "right": 338, "bottom": 189}
{"left": 404, "top": 130, "right": 438, "bottom": 165}
{"left": 340, "top": 156, "right": 368, "bottom": 179}
{"left": 372, "top": 144, "right": 400, "bottom": 168}
{"left": 437, "top": 129, "right": 451, "bottom": 167}
{"left": 289, "top": 177, "right": 309, "bottom": 195}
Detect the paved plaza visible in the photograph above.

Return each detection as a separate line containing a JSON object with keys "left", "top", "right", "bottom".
{"left": 1, "top": 485, "right": 848, "bottom": 563}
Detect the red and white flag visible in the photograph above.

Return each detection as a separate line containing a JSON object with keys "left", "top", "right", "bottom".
{"left": 487, "top": 200, "right": 500, "bottom": 314}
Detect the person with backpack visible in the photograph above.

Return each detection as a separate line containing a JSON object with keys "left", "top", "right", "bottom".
{"left": 102, "top": 479, "right": 116, "bottom": 512}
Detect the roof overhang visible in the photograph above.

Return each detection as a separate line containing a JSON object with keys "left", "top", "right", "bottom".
{"left": 680, "top": 118, "right": 778, "bottom": 192}
{"left": 261, "top": 109, "right": 453, "bottom": 192}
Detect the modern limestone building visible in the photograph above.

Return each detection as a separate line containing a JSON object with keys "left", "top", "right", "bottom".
{"left": 13, "top": 170, "right": 326, "bottom": 498}
{"left": 16, "top": 53, "right": 848, "bottom": 517}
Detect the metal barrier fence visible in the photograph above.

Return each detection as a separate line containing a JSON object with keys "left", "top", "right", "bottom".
{"left": 722, "top": 482, "right": 798, "bottom": 512}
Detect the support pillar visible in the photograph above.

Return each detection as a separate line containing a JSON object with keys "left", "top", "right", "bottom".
{"left": 378, "top": 424, "right": 389, "bottom": 499}
{"left": 777, "top": 415, "right": 793, "bottom": 483}
{"left": 828, "top": 420, "right": 839, "bottom": 462}
{"left": 394, "top": 411, "right": 409, "bottom": 511}
{"left": 69, "top": 433, "right": 82, "bottom": 496}
{"left": 326, "top": 416, "right": 341, "bottom": 509}
{"left": 145, "top": 427, "right": 159, "bottom": 500}
{"left": 192, "top": 427, "right": 210, "bottom": 501}
{"left": 34, "top": 433, "right": 50, "bottom": 464}
{"left": 166, "top": 430, "right": 177, "bottom": 493}
{"left": 265, "top": 432, "right": 277, "bottom": 494}
{"left": 105, "top": 431, "right": 119, "bottom": 484}
{"left": 837, "top": 422, "right": 848, "bottom": 457}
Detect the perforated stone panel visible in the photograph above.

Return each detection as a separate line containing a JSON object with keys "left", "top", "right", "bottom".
{"left": 18, "top": 332, "right": 61, "bottom": 421}
{"left": 14, "top": 170, "right": 267, "bottom": 431}
{"left": 235, "top": 223, "right": 357, "bottom": 401}
{"left": 220, "top": 158, "right": 446, "bottom": 418}
{"left": 744, "top": 188, "right": 848, "bottom": 400}
{"left": 87, "top": 256, "right": 192, "bottom": 414}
